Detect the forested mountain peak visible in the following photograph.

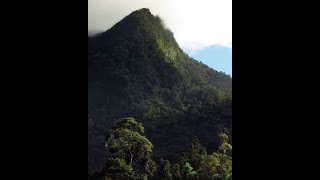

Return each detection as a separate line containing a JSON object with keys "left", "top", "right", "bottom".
{"left": 88, "top": 8, "right": 232, "bottom": 173}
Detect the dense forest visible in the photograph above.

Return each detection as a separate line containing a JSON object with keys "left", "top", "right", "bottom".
{"left": 88, "top": 8, "right": 232, "bottom": 178}
{"left": 89, "top": 118, "right": 232, "bottom": 180}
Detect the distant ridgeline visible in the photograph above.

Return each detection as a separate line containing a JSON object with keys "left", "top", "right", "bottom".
{"left": 88, "top": 8, "right": 232, "bottom": 173}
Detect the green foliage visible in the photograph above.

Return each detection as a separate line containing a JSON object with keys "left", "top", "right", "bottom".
{"left": 88, "top": 8, "right": 232, "bottom": 173}
{"left": 158, "top": 158, "right": 172, "bottom": 180}
{"left": 179, "top": 132, "right": 232, "bottom": 180}
{"left": 218, "top": 131, "right": 232, "bottom": 156}
{"left": 171, "top": 163, "right": 182, "bottom": 180}
{"left": 145, "top": 158, "right": 157, "bottom": 178}
{"left": 197, "top": 154, "right": 220, "bottom": 180}
{"left": 105, "top": 117, "right": 156, "bottom": 179}
{"left": 105, "top": 157, "right": 134, "bottom": 179}
{"left": 113, "top": 117, "right": 145, "bottom": 134}
{"left": 181, "top": 138, "right": 207, "bottom": 170}
{"left": 181, "top": 163, "right": 199, "bottom": 180}
{"left": 217, "top": 154, "right": 232, "bottom": 180}
{"left": 90, "top": 122, "right": 232, "bottom": 180}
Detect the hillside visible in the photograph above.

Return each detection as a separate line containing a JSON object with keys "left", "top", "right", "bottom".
{"left": 88, "top": 8, "right": 232, "bottom": 173}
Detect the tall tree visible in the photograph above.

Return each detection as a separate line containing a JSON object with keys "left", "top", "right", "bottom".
{"left": 215, "top": 131, "right": 232, "bottom": 180}
{"left": 171, "top": 163, "right": 182, "bottom": 180}
{"left": 181, "top": 138, "right": 207, "bottom": 170}
{"left": 158, "top": 158, "right": 172, "bottom": 180}
{"left": 198, "top": 131, "right": 232, "bottom": 180}
{"left": 105, "top": 117, "right": 156, "bottom": 179}
{"left": 181, "top": 163, "right": 199, "bottom": 180}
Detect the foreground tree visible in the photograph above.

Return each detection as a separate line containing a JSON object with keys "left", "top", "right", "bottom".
{"left": 105, "top": 157, "right": 134, "bottom": 179}
{"left": 179, "top": 131, "right": 232, "bottom": 180}
{"left": 157, "top": 158, "right": 172, "bottom": 180}
{"left": 215, "top": 131, "right": 232, "bottom": 180}
{"left": 197, "top": 154, "right": 220, "bottom": 180}
{"left": 181, "top": 138, "right": 207, "bottom": 170}
{"left": 171, "top": 163, "right": 182, "bottom": 180}
{"left": 105, "top": 117, "right": 156, "bottom": 179}
{"left": 181, "top": 163, "right": 199, "bottom": 180}
{"left": 198, "top": 131, "right": 232, "bottom": 180}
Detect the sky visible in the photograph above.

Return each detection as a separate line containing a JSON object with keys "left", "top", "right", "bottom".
{"left": 185, "top": 46, "right": 232, "bottom": 76}
{"left": 88, "top": 0, "right": 232, "bottom": 74}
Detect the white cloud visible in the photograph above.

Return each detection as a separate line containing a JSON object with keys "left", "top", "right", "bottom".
{"left": 88, "top": 0, "right": 232, "bottom": 50}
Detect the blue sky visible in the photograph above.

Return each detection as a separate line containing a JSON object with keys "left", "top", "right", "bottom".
{"left": 184, "top": 46, "right": 232, "bottom": 76}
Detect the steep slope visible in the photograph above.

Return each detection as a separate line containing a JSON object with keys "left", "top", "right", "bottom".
{"left": 88, "top": 8, "right": 232, "bottom": 173}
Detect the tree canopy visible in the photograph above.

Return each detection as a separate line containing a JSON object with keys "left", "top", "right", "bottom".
{"left": 89, "top": 117, "right": 232, "bottom": 180}
{"left": 104, "top": 117, "right": 156, "bottom": 179}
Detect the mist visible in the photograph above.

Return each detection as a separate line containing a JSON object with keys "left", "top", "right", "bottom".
{"left": 88, "top": 0, "right": 232, "bottom": 50}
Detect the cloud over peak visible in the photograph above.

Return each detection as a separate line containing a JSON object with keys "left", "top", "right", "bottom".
{"left": 88, "top": 0, "right": 232, "bottom": 50}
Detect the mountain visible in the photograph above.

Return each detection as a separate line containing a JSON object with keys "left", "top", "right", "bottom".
{"left": 88, "top": 8, "right": 232, "bottom": 174}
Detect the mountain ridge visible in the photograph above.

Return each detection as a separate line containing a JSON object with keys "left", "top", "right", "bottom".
{"left": 88, "top": 8, "right": 232, "bottom": 173}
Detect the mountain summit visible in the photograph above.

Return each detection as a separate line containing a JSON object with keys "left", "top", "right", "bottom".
{"left": 88, "top": 8, "right": 232, "bottom": 173}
